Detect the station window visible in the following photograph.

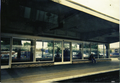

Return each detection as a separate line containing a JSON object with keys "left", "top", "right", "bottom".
{"left": 54, "top": 41, "right": 62, "bottom": 62}
{"left": 63, "top": 42, "right": 70, "bottom": 61}
{"left": 104, "top": 45, "right": 107, "bottom": 58}
{"left": 110, "top": 42, "right": 119, "bottom": 58}
{"left": 72, "top": 43, "right": 82, "bottom": 59}
{"left": 12, "top": 38, "right": 34, "bottom": 62}
{"left": 83, "top": 42, "right": 90, "bottom": 59}
{"left": 98, "top": 44, "right": 106, "bottom": 58}
{"left": 1, "top": 38, "right": 10, "bottom": 65}
{"left": 91, "top": 43, "right": 98, "bottom": 59}
{"left": 36, "top": 40, "right": 53, "bottom": 61}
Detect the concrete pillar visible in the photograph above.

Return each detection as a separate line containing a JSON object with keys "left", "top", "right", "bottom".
{"left": 70, "top": 42, "right": 72, "bottom": 62}
{"left": 53, "top": 41, "right": 55, "bottom": 62}
{"left": 33, "top": 40, "right": 36, "bottom": 62}
{"left": 105, "top": 43, "right": 110, "bottom": 58}
{"left": 81, "top": 43, "right": 84, "bottom": 60}
{"left": 89, "top": 43, "right": 91, "bottom": 55}
{"left": 97, "top": 43, "right": 99, "bottom": 59}
{"left": 31, "top": 40, "right": 34, "bottom": 61}
{"left": 62, "top": 41, "right": 63, "bottom": 62}
{"left": 78, "top": 43, "right": 81, "bottom": 59}
{"left": 42, "top": 41, "right": 44, "bottom": 58}
{"left": 9, "top": 37, "right": 13, "bottom": 68}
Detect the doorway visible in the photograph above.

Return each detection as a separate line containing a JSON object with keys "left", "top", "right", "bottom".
{"left": 54, "top": 41, "right": 71, "bottom": 64}
{"left": 1, "top": 38, "right": 10, "bottom": 68}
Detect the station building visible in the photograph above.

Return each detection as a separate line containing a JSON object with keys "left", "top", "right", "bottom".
{"left": 1, "top": 0, "right": 119, "bottom": 68}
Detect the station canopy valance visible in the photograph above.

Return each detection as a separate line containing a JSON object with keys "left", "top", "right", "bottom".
{"left": 1, "top": 0, "right": 119, "bottom": 43}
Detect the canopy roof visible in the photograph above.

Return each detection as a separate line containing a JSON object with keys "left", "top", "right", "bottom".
{"left": 1, "top": 0, "right": 119, "bottom": 43}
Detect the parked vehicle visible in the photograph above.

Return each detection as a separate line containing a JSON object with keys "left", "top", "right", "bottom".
{"left": 110, "top": 53, "right": 119, "bottom": 58}
{"left": 91, "top": 52, "right": 104, "bottom": 58}
{"left": 73, "top": 51, "right": 82, "bottom": 59}
{"left": 83, "top": 53, "right": 89, "bottom": 59}
{"left": 1, "top": 54, "right": 9, "bottom": 59}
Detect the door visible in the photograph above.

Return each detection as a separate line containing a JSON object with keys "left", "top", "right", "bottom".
{"left": 63, "top": 42, "right": 70, "bottom": 62}
{"left": 1, "top": 38, "right": 10, "bottom": 68}
{"left": 54, "top": 41, "right": 62, "bottom": 62}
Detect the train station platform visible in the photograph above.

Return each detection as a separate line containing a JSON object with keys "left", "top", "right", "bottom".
{"left": 1, "top": 58, "right": 119, "bottom": 83}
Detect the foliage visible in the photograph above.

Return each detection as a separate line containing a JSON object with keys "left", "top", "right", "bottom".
{"left": 24, "top": 42, "right": 31, "bottom": 46}
{"left": 47, "top": 42, "right": 53, "bottom": 47}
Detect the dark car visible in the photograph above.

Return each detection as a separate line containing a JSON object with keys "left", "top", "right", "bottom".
{"left": 1, "top": 54, "right": 9, "bottom": 59}
{"left": 110, "top": 53, "right": 119, "bottom": 58}
{"left": 73, "top": 51, "right": 82, "bottom": 59}
{"left": 91, "top": 52, "right": 104, "bottom": 58}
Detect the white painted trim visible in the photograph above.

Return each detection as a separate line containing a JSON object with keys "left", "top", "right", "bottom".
{"left": 54, "top": 62, "right": 72, "bottom": 65}
{"left": 1, "top": 65, "right": 10, "bottom": 69}
{"left": 1, "top": 33, "right": 102, "bottom": 44}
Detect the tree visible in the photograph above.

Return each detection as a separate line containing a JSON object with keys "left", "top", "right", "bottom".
{"left": 24, "top": 42, "right": 31, "bottom": 46}
{"left": 47, "top": 42, "right": 53, "bottom": 47}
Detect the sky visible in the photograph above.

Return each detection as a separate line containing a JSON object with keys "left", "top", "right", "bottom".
{"left": 71, "top": 0, "right": 119, "bottom": 19}
{"left": 110, "top": 42, "right": 119, "bottom": 48}
{"left": 98, "top": 42, "right": 119, "bottom": 49}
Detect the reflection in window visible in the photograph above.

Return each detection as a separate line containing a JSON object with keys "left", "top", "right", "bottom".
{"left": 72, "top": 43, "right": 82, "bottom": 59}
{"left": 63, "top": 42, "right": 70, "bottom": 61}
{"left": 83, "top": 42, "right": 90, "bottom": 59}
{"left": 110, "top": 42, "right": 119, "bottom": 58}
{"left": 1, "top": 38, "right": 10, "bottom": 65}
{"left": 104, "top": 45, "right": 106, "bottom": 58}
{"left": 36, "top": 41, "right": 53, "bottom": 61}
{"left": 24, "top": 7, "right": 31, "bottom": 18}
{"left": 91, "top": 43, "right": 98, "bottom": 59}
{"left": 54, "top": 42, "right": 62, "bottom": 62}
{"left": 98, "top": 44, "right": 105, "bottom": 58}
{"left": 12, "top": 39, "right": 34, "bottom": 62}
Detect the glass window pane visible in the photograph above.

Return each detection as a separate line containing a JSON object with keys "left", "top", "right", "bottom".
{"left": 104, "top": 45, "right": 106, "bottom": 58}
{"left": 12, "top": 38, "right": 34, "bottom": 62}
{"left": 63, "top": 42, "right": 70, "bottom": 61}
{"left": 83, "top": 42, "right": 90, "bottom": 59}
{"left": 1, "top": 38, "right": 10, "bottom": 65}
{"left": 64, "top": 43, "right": 70, "bottom": 48}
{"left": 72, "top": 43, "right": 82, "bottom": 59}
{"left": 91, "top": 43, "right": 98, "bottom": 59}
{"left": 110, "top": 42, "right": 119, "bottom": 58}
{"left": 36, "top": 41, "right": 53, "bottom": 61}
{"left": 54, "top": 41, "right": 62, "bottom": 62}
{"left": 98, "top": 44, "right": 104, "bottom": 58}
{"left": 36, "top": 41, "right": 42, "bottom": 61}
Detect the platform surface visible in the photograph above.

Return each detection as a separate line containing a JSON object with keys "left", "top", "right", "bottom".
{"left": 1, "top": 58, "right": 120, "bottom": 83}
